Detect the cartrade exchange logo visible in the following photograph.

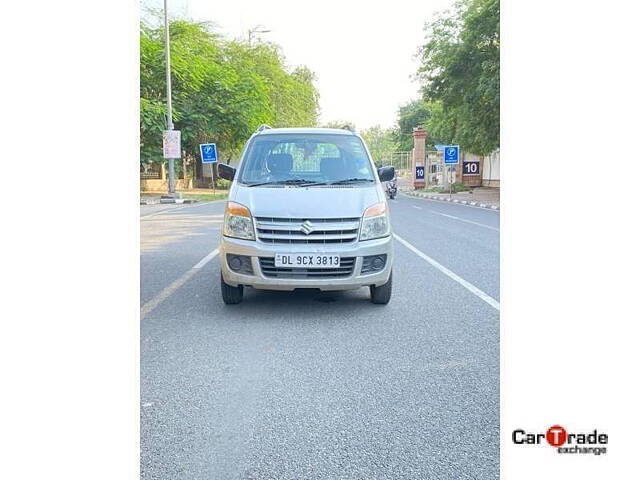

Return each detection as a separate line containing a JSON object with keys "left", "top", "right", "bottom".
{"left": 512, "top": 425, "right": 608, "bottom": 455}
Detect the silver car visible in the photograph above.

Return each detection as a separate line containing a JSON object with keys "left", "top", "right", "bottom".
{"left": 217, "top": 126, "right": 394, "bottom": 305}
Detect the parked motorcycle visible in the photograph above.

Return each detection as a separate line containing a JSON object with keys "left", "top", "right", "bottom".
{"left": 386, "top": 178, "right": 397, "bottom": 199}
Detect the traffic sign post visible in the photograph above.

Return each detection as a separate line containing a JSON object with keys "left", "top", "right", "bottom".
{"left": 199, "top": 143, "right": 218, "bottom": 195}
{"left": 443, "top": 145, "right": 459, "bottom": 165}
{"left": 437, "top": 145, "right": 460, "bottom": 198}
{"left": 415, "top": 165, "right": 425, "bottom": 181}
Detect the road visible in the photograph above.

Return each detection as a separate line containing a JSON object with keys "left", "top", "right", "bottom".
{"left": 140, "top": 194, "right": 500, "bottom": 479}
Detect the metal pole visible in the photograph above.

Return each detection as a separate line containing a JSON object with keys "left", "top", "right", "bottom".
{"left": 210, "top": 164, "right": 216, "bottom": 196}
{"left": 164, "top": 0, "right": 175, "bottom": 195}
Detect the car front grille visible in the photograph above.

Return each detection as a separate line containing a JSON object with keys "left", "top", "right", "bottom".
{"left": 254, "top": 217, "right": 360, "bottom": 244}
{"left": 259, "top": 257, "right": 356, "bottom": 279}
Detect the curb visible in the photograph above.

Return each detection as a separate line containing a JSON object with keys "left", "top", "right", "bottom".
{"left": 140, "top": 198, "right": 199, "bottom": 205}
{"left": 401, "top": 191, "right": 500, "bottom": 211}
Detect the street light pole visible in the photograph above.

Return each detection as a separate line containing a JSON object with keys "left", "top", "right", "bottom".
{"left": 164, "top": 0, "right": 175, "bottom": 194}
{"left": 248, "top": 25, "right": 271, "bottom": 44}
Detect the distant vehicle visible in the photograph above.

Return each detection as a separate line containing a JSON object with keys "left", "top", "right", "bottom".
{"left": 217, "top": 126, "right": 394, "bottom": 305}
{"left": 386, "top": 176, "right": 397, "bottom": 199}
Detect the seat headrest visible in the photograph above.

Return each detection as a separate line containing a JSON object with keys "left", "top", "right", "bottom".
{"left": 320, "top": 157, "right": 343, "bottom": 175}
{"left": 266, "top": 153, "right": 293, "bottom": 173}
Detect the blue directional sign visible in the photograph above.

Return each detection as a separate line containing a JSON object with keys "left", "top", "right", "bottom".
{"left": 443, "top": 145, "right": 459, "bottom": 164}
{"left": 199, "top": 143, "right": 218, "bottom": 164}
{"left": 415, "top": 165, "right": 425, "bottom": 180}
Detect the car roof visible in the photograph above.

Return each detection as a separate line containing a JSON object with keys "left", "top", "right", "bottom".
{"left": 255, "top": 127, "right": 356, "bottom": 136}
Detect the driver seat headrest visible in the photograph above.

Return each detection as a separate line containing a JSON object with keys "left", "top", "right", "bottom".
{"left": 266, "top": 153, "right": 293, "bottom": 173}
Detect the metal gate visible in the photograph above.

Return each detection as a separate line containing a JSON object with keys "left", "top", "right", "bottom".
{"left": 389, "top": 151, "right": 411, "bottom": 173}
{"left": 426, "top": 150, "right": 444, "bottom": 186}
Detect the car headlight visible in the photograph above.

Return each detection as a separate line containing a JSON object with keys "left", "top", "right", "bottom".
{"left": 223, "top": 201, "right": 255, "bottom": 240}
{"left": 360, "top": 202, "right": 391, "bottom": 241}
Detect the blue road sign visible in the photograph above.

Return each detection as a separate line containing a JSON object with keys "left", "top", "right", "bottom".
{"left": 443, "top": 145, "right": 459, "bottom": 164}
{"left": 415, "top": 165, "right": 425, "bottom": 180}
{"left": 199, "top": 143, "right": 218, "bottom": 164}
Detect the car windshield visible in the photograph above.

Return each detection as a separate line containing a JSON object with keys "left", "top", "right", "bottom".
{"left": 237, "top": 133, "right": 376, "bottom": 186}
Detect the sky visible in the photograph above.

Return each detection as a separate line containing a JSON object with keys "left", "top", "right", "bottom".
{"left": 142, "top": 0, "right": 456, "bottom": 130}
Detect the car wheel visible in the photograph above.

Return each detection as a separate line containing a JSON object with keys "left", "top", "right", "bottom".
{"left": 370, "top": 271, "right": 392, "bottom": 304}
{"left": 221, "top": 272, "right": 243, "bottom": 304}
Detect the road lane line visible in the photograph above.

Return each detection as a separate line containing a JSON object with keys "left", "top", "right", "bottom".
{"left": 430, "top": 211, "right": 499, "bottom": 231}
{"left": 140, "top": 248, "right": 219, "bottom": 319}
{"left": 393, "top": 234, "right": 500, "bottom": 311}
{"left": 193, "top": 248, "right": 220, "bottom": 269}
{"left": 412, "top": 205, "right": 423, "bottom": 210}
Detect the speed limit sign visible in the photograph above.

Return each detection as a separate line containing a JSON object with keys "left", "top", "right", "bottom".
{"left": 463, "top": 161, "right": 480, "bottom": 176}
{"left": 415, "top": 166, "right": 425, "bottom": 180}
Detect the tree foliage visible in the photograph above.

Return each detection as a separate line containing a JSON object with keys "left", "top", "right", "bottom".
{"left": 322, "top": 120, "right": 356, "bottom": 131}
{"left": 140, "top": 19, "right": 320, "bottom": 167}
{"left": 394, "top": 100, "right": 432, "bottom": 151}
{"left": 417, "top": 0, "right": 499, "bottom": 154}
{"left": 360, "top": 126, "right": 398, "bottom": 166}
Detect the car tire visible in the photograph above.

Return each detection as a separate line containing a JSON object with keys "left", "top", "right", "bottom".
{"left": 370, "top": 271, "right": 392, "bottom": 304}
{"left": 221, "top": 273, "right": 243, "bottom": 304}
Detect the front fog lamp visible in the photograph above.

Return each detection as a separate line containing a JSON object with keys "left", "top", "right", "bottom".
{"left": 223, "top": 202, "right": 255, "bottom": 240}
{"left": 359, "top": 202, "right": 390, "bottom": 241}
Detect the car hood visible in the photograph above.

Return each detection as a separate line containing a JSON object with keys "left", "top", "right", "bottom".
{"left": 231, "top": 184, "right": 384, "bottom": 218}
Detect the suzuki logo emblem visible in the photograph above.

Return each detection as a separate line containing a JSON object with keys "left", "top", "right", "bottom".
{"left": 300, "top": 220, "right": 314, "bottom": 235}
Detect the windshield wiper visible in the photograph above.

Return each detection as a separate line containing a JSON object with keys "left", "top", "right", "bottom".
{"left": 246, "top": 179, "right": 324, "bottom": 187}
{"left": 328, "top": 178, "right": 374, "bottom": 185}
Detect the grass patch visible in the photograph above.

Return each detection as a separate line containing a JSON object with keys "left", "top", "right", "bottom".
{"left": 422, "top": 182, "right": 471, "bottom": 194}
{"left": 181, "top": 192, "right": 229, "bottom": 202}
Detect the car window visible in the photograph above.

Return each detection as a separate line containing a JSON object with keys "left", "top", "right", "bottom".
{"left": 238, "top": 134, "right": 375, "bottom": 185}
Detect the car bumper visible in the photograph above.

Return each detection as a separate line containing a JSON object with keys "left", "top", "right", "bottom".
{"left": 220, "top": 235, "right": 393, "bottom": 291}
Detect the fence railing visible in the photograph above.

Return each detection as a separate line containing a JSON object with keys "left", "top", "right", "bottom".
{"left": 388, "top": 151, "right": 412, "bottom": 172}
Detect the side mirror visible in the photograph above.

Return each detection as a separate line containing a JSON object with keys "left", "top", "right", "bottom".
{"left": 217, "top": 163, "right": 236, "bottom": 181}
{"left": 377, "top": 166, "right": 395, "bottom": 182}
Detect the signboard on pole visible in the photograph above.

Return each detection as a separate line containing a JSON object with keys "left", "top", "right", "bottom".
{"left": 163, "top": 130, "right": 181, "bottom": 159}
{"left": 463, "top": 161, "right": 480, "bottom": 176}
{"left": 199, "top": 143, "right": 219, "bottom": 194}
{"left": 443, "top": 145, "right": 459, "bottom": 164}
{"left": 200, "top": 143, "right": 218, "bottom": 163}
{"left": 199, "top": 143, "right": 218, "bottom": 164}
{"left": 415, "top": 165, "right": 425, "bottom": 180}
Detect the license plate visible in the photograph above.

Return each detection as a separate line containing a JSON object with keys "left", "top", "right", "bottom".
{"left": 274, "top": 253, "right": 341, "bottom": 268}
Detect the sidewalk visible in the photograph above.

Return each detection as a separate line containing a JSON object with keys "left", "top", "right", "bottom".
{"left": 397, "top": 176, "right": 500, "bottom": 209}
{"left": 140, "top": 188, "right": 229, "bottom": 205}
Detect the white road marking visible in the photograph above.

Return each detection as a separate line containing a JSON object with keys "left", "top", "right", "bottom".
{"left": 193, "top": 248, "right": 220, "bottom": 269}
{"left": 431, "top": 211, "right": 499, "bottom": 231}
{"left": 412, "top": 205, "right": 423, "bottom": 210}
{"left": 393, "top": 233, "right": 500, "bottom": 311}
{"left": 140, "top": 248, "right": 219, "bottom": 319}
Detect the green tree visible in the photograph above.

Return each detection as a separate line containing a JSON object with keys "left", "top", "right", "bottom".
{"left": 417, "top": 0, "right": 499, "bottom": 154}
{"left": 360, "top": 125, "right": 398, "bottom": 166}
{"left": 140, "top": 19, "right": 320, "bottom": 174}
{"left": 223, "top": 42, "right": 319, "bottom": 128}
{"left": 322, "top": 120, "right": 356, "bottom": 131}
{"left": 394, "top": 100, "right": 432, "bottom": 151}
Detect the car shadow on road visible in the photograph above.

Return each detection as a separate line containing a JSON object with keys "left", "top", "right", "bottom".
{"left": 209, "top": 280, "right": 381, "bottom": 325}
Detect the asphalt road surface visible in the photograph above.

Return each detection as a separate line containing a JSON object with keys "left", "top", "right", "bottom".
{"left": 140, "top": 194, "right": 500, "bottom": 479}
